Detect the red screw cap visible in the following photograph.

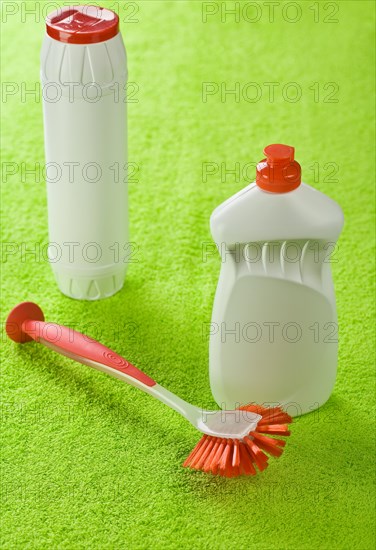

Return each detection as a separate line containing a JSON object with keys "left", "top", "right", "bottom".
{"left": 256, "top": 144, "right": 301, "bottom": 193}
{"left": 46, "top": 5, "right": 119, "bottom": 44}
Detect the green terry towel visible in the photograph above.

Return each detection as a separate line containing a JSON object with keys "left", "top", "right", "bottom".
{"left": 1, "top": 1, "right": 374, "bottom": 549}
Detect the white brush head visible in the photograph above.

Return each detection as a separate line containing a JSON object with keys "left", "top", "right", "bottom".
{"left": 149, "top": 385, "right": 263, "bottom": 440}
{"left": 198, "top": 409, "right": 262, "bottom": 439}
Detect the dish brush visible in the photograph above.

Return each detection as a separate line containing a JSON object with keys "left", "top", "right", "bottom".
{"left": 6, "top": 302, "right": 292, "bottom": 477}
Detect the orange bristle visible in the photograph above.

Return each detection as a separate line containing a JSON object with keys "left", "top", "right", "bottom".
{"left": 238, "top": 442, "right": 257, "bottom": 476}
{"left": 232, "top": 439, "right": 240, "bottom": 468}
{"left": 203, "top": 438, "right": 221, "bottom": 473}
{"left": 183, "top": 404, "right": 292, "bottom": 477}
{"left": 256, "top": 423, "right": 291, "bottom": 436}
{"left": 244, "top": 437, "right": 269, "bottom": 471}
{"left": 251, "top": 433, "right": 286, "bottom": 457}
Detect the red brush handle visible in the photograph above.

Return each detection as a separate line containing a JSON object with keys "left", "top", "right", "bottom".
{"left": 22, "top": 319, "right": 156, "bottom": 387}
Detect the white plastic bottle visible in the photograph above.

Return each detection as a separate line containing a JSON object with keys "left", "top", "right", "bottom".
{"left": 40, "top": 6, "right": 128, "bottom": 300}
{"left": 209, "top": 144, "right": 344, "bottom": 416}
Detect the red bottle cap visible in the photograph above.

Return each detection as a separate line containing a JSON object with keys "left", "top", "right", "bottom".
{"left": 46, "top": 6, "right": 119, "bottom": 44}
{"left": 256, "top": 144, "right": 301, "bottom": 193}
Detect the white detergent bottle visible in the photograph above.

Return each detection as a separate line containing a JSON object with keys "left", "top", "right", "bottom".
{"left": 41, "top": 6, "right": 127, "bottom": 300}
{"left": 209, "top": 144, "right": 344, "bottom": 416}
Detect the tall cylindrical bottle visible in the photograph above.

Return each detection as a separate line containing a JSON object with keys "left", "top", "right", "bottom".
{"left": 40, "top": 6, "right": 128, "bottom": 300}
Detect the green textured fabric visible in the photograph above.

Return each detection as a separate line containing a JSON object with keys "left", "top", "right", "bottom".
{"left": 1, "top": 2, "right": 375, "bottom": 549}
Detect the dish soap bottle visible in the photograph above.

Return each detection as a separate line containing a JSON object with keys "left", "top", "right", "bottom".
{"left": 209, "top": 144, "right": 344, "bottom": 416}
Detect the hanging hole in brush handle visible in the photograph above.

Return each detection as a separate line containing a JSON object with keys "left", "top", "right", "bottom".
{"left": 22, "top": 318, "right": 156, "bottom": 387}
